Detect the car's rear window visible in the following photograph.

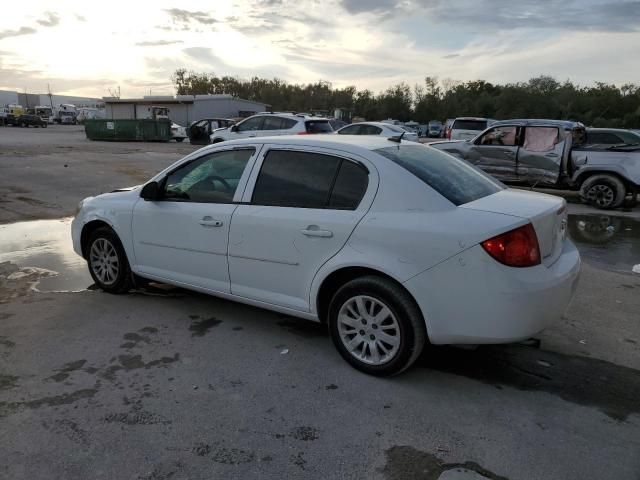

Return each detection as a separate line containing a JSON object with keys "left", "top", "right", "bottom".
{"left": 375, "top": 145, "right": 503, "bottom": 206}
{"left": 305, "top": 120, "right": 333, "bottom": 133}
{"left": 453, "top": 119, "right": 487, "bottom": 131}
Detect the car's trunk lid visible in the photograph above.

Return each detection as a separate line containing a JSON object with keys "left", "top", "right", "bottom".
{"left": 460, "top": 189, "right": 567, "bottom": 267}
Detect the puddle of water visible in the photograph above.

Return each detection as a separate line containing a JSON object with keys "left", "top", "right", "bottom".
{"left": 568, "top": 214, "right": 640, "bottom": 274}
{"left": 0, "top": 218, "right": 92, "bottom": 292}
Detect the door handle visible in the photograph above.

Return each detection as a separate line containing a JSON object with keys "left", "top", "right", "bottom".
{"left": 503, "top": 150, "right": 515, "bottom": 156}
{"left": 300, "top": 226, "right": 333, "bottom": 238}
{"left": 248, "top": 134, "right": 256, "bottom": 137}
{"left": 199, "top": 216, "right": 223, "bottom": 227}
{"left": 545, "top": 153, "right": 559, "bottom": 158}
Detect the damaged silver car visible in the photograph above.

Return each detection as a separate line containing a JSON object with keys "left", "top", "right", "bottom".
{"left": 431, "top": 119, "right": 640, "bottom": 209}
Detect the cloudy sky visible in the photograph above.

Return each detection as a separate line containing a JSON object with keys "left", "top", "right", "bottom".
{"left": 1, "top": 0, "right": 639, "bottom": 98}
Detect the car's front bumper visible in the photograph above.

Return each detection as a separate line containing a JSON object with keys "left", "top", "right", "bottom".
{"left": 403, "top": 240, "right": 581, "bottom": 344}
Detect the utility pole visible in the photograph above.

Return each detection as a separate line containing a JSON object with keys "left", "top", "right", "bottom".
{"left": 47, "top": 84, "right": 54, "bottom": 109}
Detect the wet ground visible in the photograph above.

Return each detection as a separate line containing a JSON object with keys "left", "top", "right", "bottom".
{"left": 1, "top": 126, "right": 639, "bottom": 479}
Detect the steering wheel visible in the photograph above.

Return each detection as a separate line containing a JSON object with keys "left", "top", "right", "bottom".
{"left": 208, "top": 175, "right": 232, "bottom": 191}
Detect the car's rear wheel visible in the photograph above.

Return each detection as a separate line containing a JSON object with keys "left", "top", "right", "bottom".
{"left": 328, "top": 276, "right": 426, "bottom": 376}
{"left": 175, "top": 137, "right": 184, "bottom": 142}
{"left": 580, "top": 174, "right": 626, "bottom": 209}
{"left": 86, "top": 227, "right": 133, "bottom": 293}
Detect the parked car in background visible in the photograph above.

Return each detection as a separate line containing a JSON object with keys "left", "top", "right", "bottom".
{"left": 428, "top": 120, "right": 443, "bottom": 137}
{"left": 442, "top": 118, "right": 455, "bottom": 138}
{"left": 16, "top": 114, "right": 48, "bottom": 128}
{"left": 449, "top": 117, "right": 494, "bottom": 140}
{"left": 210, "top": 113, "right": 333, "bottom": 143}
{"left": 585, "top": 128, "right": 640, "bottom": 146}
{"left": 72, "top": 135, "right": 580, "bottom": 376}
{"left": 170, "top": 123, "right": 187, "bottom": 142}
{"left": 189, "top": 118, "right": 236, "bottom": 145}
{"left": 336, "top": 122, "right": 419, "bottom": 142}
{"left": 431, "top": 119, "right": 640, "bottom": 209}
{"left": 328, "top": 118, "right": 348, "bottom": 131}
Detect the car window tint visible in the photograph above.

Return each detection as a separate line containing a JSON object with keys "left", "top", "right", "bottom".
{"left": 587, "top": 132, "right": 624, "bottom": 144}
{"left": 163, "top": 148, "right": 254, "bottom": 203}
{"left": 453, "top": 120, "right": 487, "bottom": 131}
{"left": 236, "top": 117, "right": 263, "bottom": 132}
{"left": 262, "top": 116, "right": 284, "bottom": 130}
{"left": 305, "top": 120, "right": 333, "bottom": 133}
{"left": 361, "top": 125, "right": 382, "bottom": 135}
{"left": 375, "top": 145, "right": 503, "bottom": 206}
{"left": 281, "top": 118, "right": 298, "bottom": 129}
{"left": 338, "top": 125, "right": 361, "bottom": 135}
{"left": 252, "top": 150, "right": 341, "bottom": 208}
{"left": 329, "top": 160, "right": 368, "bottom": 209}
{"left": 479, "top": 126, "right": 518, "bottom": 146}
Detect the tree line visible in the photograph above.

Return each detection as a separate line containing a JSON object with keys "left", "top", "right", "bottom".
{"left": 172, "top": 69, "right": 640, "bottom": 127}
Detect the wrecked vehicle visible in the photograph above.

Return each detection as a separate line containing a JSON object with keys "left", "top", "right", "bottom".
{"left": 431, "top": 119, "right": 640, "bottom": 209}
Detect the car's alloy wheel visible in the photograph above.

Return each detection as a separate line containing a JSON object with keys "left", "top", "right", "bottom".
{"left": 580, "top": 174, "right": 626, "bottom": 210}
{"left": 328, "top": 275, "right": 426, "bottom": 376}
{"left": 86, "top": 227, "right": 133, "bottom": 293}
{"left": 337, "top": 295, "right": 400, "bottom": 365}
{"left": 585, "top": 184, "right": 615, "bottom": 208}
{"left": 89, "top": 238, "right": 119, "bottom": 286}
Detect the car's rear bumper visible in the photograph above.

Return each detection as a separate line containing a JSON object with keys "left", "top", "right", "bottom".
{"left": 403, "top": 240, "right": 581, "bottom": 344}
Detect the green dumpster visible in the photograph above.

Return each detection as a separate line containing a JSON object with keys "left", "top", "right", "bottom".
{"left": 85, "top": 119, "right": 172, "bottom": 142}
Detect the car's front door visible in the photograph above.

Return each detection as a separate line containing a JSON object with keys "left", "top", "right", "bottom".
{"left": 231, "top": 116, "right": 265, "bottom": 140}
{"left": 228, "top": 146, "right": 376, "bottom": 312}
{"left": 189, "top": 120, "right": 210, "bottom": 144}
{"left": 131, "top": 146, "right": 259, "bottom": 292}
{"left": 517, "top": 126, "right": 564, "bottom": 185}
{"left": 467, "top": 125, "right": 519, "bottom": 182}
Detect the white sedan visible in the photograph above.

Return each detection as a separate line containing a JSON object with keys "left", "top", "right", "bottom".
{"left": 72, "top": 135, "right": 580, "bottom": 376}
{"left": 336, "top": 122, "right": 420, "bottom": 142}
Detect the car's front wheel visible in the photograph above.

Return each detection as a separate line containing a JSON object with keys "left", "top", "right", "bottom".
{"left": 86, "top": 227, "right": 133, "bottom": 293}
{"left": 580, "top": 174, "right": 626, "bottom": 209}
{"left": 328, "top": 276, "right": 426, "bottom": 376}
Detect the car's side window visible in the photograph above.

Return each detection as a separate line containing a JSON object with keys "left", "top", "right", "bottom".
{"left": 236, "top": 117, "right": 263, "bottom": 132}
{"left": 163, "top": 148, "right": 255, "bottom": 203}
{"left": 328, "top": 160, "right": 369, "bottom": 209}
{"left": 252, "top": 150, "right": 369, "bottom": 209}
{"left": 588, "top": 132, "right": 623, "bottom": 144}
{"left": 281, "top": 118, "right": 298, "bottom": 129}
{"left": 478, "top": 126, "right": 518, "bottom": 146}
{"left": 362, "top": 125, "right": 382, "bottom": 135}
{"left": 262, "top": 117, "right": 284, "bottom": 130}
{"left": 338, "top": 125, "right": 361, "bottom": 135}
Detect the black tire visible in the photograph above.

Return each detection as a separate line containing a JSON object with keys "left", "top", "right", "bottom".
{"left": 175, "top": 137, "right": 185, "bottom": 142}
{"left": 580, "top": 174, "right": 626, "bottom": 210}
{"left": 328, "top": 276, "right": 426, "bottom": 376}
{"left": 86, "top": 226, "right": 133, "bottom": 293}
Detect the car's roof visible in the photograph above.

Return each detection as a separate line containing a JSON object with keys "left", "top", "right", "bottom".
{"left": 493, "top": 119, "right": 583, "bottom": 129}
{"left": 254, "top": 112, "right": 329, "bottom": 120}
{"left": 207, "top": 134, "right": 415, "bottom": 153}
{"left": 454, "top": 117, "right": 490, "bottom": 121}
{"left": 587, "top": 127, "right": 639, "bottom": 133}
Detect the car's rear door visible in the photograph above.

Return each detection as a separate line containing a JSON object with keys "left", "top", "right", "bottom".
{"left": 228, "top": 145, "right": 377, "bottom": 312}
{"left": 466, "top": 125, "right": 519, "bottom": 182}
{"left": 131, "top": 146, "right": 260, "bottom": 292}
{"left": 517, "top": 126, "right": 564, "bottom": 185}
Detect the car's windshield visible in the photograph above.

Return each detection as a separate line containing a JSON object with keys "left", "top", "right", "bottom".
{"left": 453, "top": 119, "right": 487, "bottom": 131}
{"left": 305, "top": 120, "right": 333, "bottom": 133}
{"left": 375, "top": 145, "right": 503, "bottom": 206}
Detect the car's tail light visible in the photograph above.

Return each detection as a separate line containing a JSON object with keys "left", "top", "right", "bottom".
{"left": 297, "top": 131, "right": 310, "bottom": 135}
{"left": 481, "top": 223, "right": 541, "bottom": 267}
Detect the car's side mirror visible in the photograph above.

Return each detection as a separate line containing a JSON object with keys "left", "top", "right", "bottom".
{"left": 140, "top": 181, "right": 160, "bottom": 201}
{"left": 230, "top": 124, "right": 238, "bottom": 132}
